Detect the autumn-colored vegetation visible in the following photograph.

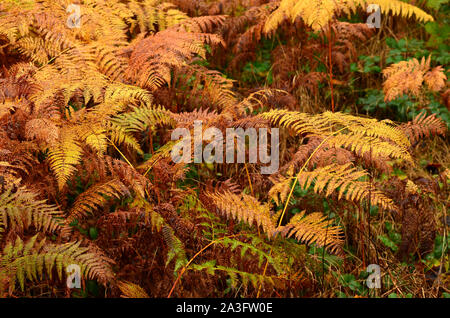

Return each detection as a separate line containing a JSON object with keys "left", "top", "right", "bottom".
{"left": 0, "top": 0, "right": 448, "bottom": 298}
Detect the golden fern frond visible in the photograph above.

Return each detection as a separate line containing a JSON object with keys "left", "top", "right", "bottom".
{"left": 423, "top": 66, "right": 447, "bottom": 92}
{"left": 47, "top": 129, "right": 83, "bottom": 190}
{"left": 230, "top": 89, "right": 288, "bottom": 117}
{"left": 176, "top": 15, "right": 227, "bottom": 33}
{"left": 400, "top": 112, "right": 447, "bottom": 145}
{"left": 117, "top": 280, "right": 149, "bottom": 298}
{"left": 296, "top": 163, "right": 396, "bottom": 211}
{"left": 107, "top": 122, "right": 144, "bottom": 155}
{"left": 103, "top": 83, "right": 154, "bottom": 108}
{"left": 324, "top": 133, "right": 413, "bottom": 164}
{"left": 0, "top": 185, "right": 66, "bottom": 237}
{"left": 362, "top": 0, "right": 434, "bottom": 23}
{"left": 205, "top": 190, "right": 276, "bottom": 238}
{"left": 265, "top": 0, "right": 433, "bottom": 33}
{"left": 0, "top": 235, "right": 114, "bottom": 293}
{"left": 126, "top": 0, "right": 190, "bottom": 34}
{"left": 67, "top": 179, "right": 130, "bottom": 224}
{"left": 383, "top": 56, "right": 446, "bottom": 101}
{"left": 126, "top": 27, "right": 222, "bottom": 90}
{"left": 178, "top": 65, "right": 237, "bottom": 110}
{"left": 260, "top": 109, "right": 413, "bottom": 163}
{"left": 276, "top": 211, "right": 344, "bottom": 254}
{"left": 383, "top": 56, "right": 431, "bottom": 101}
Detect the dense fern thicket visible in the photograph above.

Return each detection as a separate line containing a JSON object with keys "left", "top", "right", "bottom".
{"left": 0, "top": 0, "right": 448, "bottom": 298}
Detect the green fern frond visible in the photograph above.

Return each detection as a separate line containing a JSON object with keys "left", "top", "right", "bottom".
{"left": 162, "top": 225, "right": 187, "bottom": 275}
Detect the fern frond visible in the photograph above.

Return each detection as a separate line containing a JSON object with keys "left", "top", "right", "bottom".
{"left": 162, "top": 225, "right": 187, "bottom": 274}
{"left": 47, "top": 129, "right": 83, "bottom": 190}
{"left": 110, "top": 104, "right": 175, "bottom": 134}
{"left": 126, "top": 27, "right": 223, "bottom": 90}
{"left": 423, "top": 66, "right": 447, "bottom": 92}
{"left": 268, "top": 167, "right": 294, "bottom": 207}
{"left": 67, "top": 179, "right": 130, "bottom": 223}
{"left": 117, "top": 280, "right": 149, "bottom": 298}
{"left": 260, "top": 109, "right": 413, "bottom": 163}
{"left": 276, "top": 211, "right": 343, "bottom": 254}
{"left": 296, "top": 163, "right": 396, "bottom": 211}
{"left": 400, "top": 112, "right": 447, "bottom": 145}
{"left": 0, "top": 235, "right": 114, "bottom": 293}
{"left": 205, "top": 191, "right": 276, "bottom": 238}
{"left": 190, "top": 260, "right": 276, "bottom": 289}
{"left": 0, "top": 185, "right": 66, "bottom": 237}
{"left": 383, "top": 56, "right": 446, "bottom": 102}
{"left": 218, "top": 237, "right": 287, "bottom": 275}
{"left": 264, "top": 0, "right": 434, "bottom": 33}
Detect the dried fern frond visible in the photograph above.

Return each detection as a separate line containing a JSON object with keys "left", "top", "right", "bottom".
{"left": 383, "top": 56, "right": 447, "bottom": 101}
{"left": 176, "top": 64, "right": 237, "bottom": 111}
{"left": 423, "top": 66, "right": 447, "bottom": 92}
{"left": 268, "top": 167, "right": 294, "bottom": 207}
{"left": 0, "top": 234, "right": 114, "bottom": 294}
{"left": 260, "top": 109, "right": 413, "bottom": 163}
{"left": 276, "top": 211, "right": 344, "bottom": 254}
{"left": 67, "top": 179, "right": 130, "bottom": 224}
{"left": 264, "top": 0, "right": 434, "bottom": 33}
{"left": 205, "top": 190, "right": 276, "bottom": 238}
{"left": 126, "top": 26, "right": 223, "bottom": 90}
{"left": 400, "top": 112, "right": 447, "bottom": 145}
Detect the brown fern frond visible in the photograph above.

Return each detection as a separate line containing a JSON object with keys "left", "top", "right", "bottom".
{"left": 276, "top": 211, "right": 344, "bottom": 254}
{"left": 423, "top": 66, "right": 447, "bottom": 92}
